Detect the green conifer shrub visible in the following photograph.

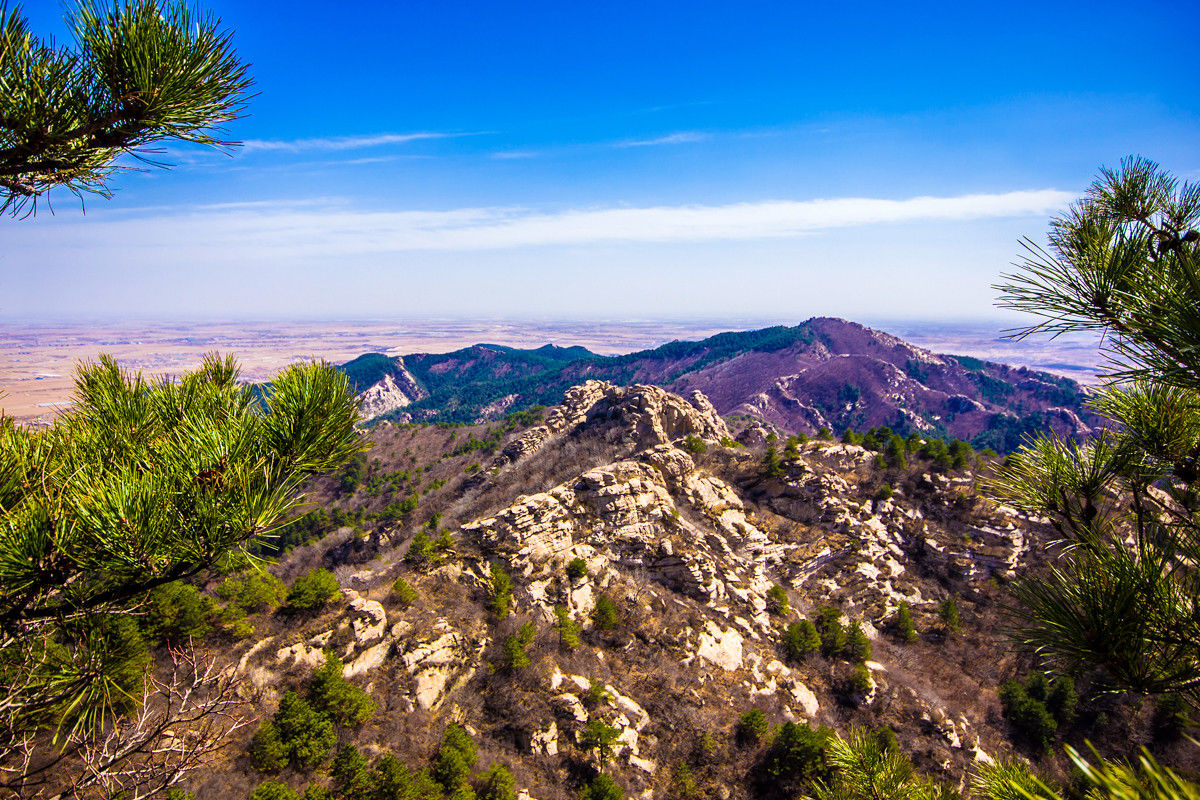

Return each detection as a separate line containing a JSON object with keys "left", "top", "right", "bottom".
{"left": 566, "top": 557, "right": 589, "bottom": 581}
{"left": 895, "top": 602, "right": 917, "bottom": 644}
{"left": 782, "top": 620, "right": 821, "bottom": 661}
{"left": 767, "top": 584, "right": 790, "bottom": 615}
{"left": 592, "top": 594, "right": 620, "bottom": 632}
{"left": 737, "top": 708, "right": 769, "bottom": 745}
{"left": 250, "top": 782, "right": 301, "bottom": 800}
{"left": 307, "top": 650, "right": 375, "bottom": 726}
{"left": 554, "top": 605, "right": 581, "bottom": 650}
{"left": 392, "top": 576, "right": 417, "bottom": 607}
{"left": 286, "top": 568, "right": 340, "bottom": 612}
{"left": 489, "top": 562, "right": 514, "bottom": 618}
{"left": 478, "top": 763, "right": 517, "bottom": 800}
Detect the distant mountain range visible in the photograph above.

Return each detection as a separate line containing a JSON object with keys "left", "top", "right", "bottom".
{"left": 341, "top": 317, "right": 1102, "bottom": 452}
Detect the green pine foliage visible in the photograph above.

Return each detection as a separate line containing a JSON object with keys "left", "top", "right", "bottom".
{"left": 766, "top": 584, "right": 790, "bottom": 615}
{"left": 307, "top": 651, "right": 376, "bottom": 726}
{"left": 884, "top": 435, "right": 908, "bottom": 470}
{"left": 0, "top": 354, "right": 362, "bottom": 757}
{"left": 592, "top": 594, "right": 620, "bottom": 632}
{"left": 566, "top": 557, "right": 589, "bottom": 581}
{"left": 998, "top": 673, "right": 1077, "bottom": 751}
{"left": 763, "top": 722, "right": 833, "bottom": 786}
{"left": 286, "top": 568, "right": 340, "bottom": 612}
{"left": 249, "top": 782, "right": 301, "bottom": 800}
{"left": 405, "top": 531, "right": 439, "bottom": 567}
{"left": 811, "top": 728, "right": 949, "bottom": 800}
{"left": 392, "top": 576, "right": 417, "bottom": 607}
{"left": 301, "top": 785, "right": 331, "bottom": 800}
{"left": 783, "top": 435, "right": 803, "bottom": 459}
{"left": 847, "top": 662, "right": 874, "bottom": 696}
{"left": 217, "top": 571, "right": 287, "bottom": 613}
{"left": 843, "top": 622, "right": 872, "bottom": 663}
{"left": 330, "top": 743, "right": 372, "bottom": 800}
{"left": 990, "top": 161, "right": 1200, "bottom": 709}
{"left": 761, "top": 444, "right": 784, "bottom": 478}
{"left": 581, "top": 719, "right": 622, "bottom": 768}
{"left": 580, "top": 773, "right": 625, "bottom": 800}
{"left": 782, "top": 620, "right": 821, "bottom": 661}
{"left": 478, "top": 763, "right": 517, "bottom": 800}
{"left": 972, "top": 751, "right": 1197, "bottom": 800}
{"left": 681, "top": 435, "right": 707, "bottom": 455}
{"left": 0, "top": 0, "right": 253, "bottom": 216}
{"left": 370, "top": 753, "right": 442, "bottom": 800}
{"left": 249, "top": 721, "right": 288, "bottom": 773}
{"left": 489, "top": 562, "right": 514, "bottom": 618}
{"left": 895, "top": 602, "right": 918, "bottom": 644}
{"left": 434, "top": 724, "right": 479, "bottom": 793}
{"left": 142, "top": 582, "right": 216, "bottom": 644}
{"left": 737, "top": 708, "right": 769, "bottom": 745}
{"left": 554, "top": 604, "right": 581, "bottom": 650}
{"left": 501, "top": 621, "right": 537, "bottom": 670}
{"left": 585, "top": 678, "right": 613, "bottom": 707}
{"left": 815, "top": 607, "right": 848, "bottom": 658}
{"left": 268, "top": 691, "right": 336, "bottom": 770}
{"left": 939, "top": 597, "right": 961, "bottom": 634}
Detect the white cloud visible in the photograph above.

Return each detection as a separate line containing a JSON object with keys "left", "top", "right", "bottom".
{"left": 12, "top": 189, "right": 1074, "bottom": 259}
{"left": 241, "top": 132, "right": 472, "bottom": 153}
{"left": 615, "top": 131, "right": 709, "bottom": 147}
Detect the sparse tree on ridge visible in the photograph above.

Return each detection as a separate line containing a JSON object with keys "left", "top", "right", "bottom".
{"left": 0, "top": 0, "right": 252, "bottom": 216}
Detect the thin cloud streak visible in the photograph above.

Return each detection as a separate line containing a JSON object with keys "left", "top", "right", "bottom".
{"left": 241, "top": 131, "right": 475, "bottom": 153}
{"left": 615, "top": 131, "right": 709, "bottom": 147}
{"left": 18, "top": 190, "right": 1074, "bottom": 259}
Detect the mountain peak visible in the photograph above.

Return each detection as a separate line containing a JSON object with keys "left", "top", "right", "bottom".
{"left": 343, "top": 321, "right": 1099, "bottom": 452}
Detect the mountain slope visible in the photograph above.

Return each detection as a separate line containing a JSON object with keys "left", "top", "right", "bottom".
{"left": 187, "top": 381, "right": 1179, "bottom": 800}
{"left": 347, "top": 319, "right": 1100, "bottom": 452}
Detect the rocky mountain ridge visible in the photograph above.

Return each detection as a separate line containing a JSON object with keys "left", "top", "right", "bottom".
{"left": 184, "top": 379, "right": 1146, "bottom": 800}
{"left": 341, "top": 318, "right": 1101, "bottom": 452}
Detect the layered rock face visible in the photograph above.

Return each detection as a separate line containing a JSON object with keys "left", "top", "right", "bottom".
{"left": 221, "top": 380, "right": 1055, "bottom": 800}
{"left": 495, "top": 380, "right": 730, "bottom": 467}
{"left": 356, "top": 358, "right": 427, "bottom": 419}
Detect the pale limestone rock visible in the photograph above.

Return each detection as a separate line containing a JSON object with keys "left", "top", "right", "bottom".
{"left": 344, "top": 639, "right": 391, "bottom": 678}
{"left": 629, "top": 756, "right": 657, "bottom": 773}
{"left": 695, "top": 621, "right": 744, "bottom": 671}
{"left": 348, "top": 597, "right": 387, "bottom": 645}
{"left": 356, "top": 359, "right": 426, "bottom": 421}
{"left": 276, "top": 643, "right": 326, "bottom": 670}
{"left": 612, "top": 690, "right": 651, "bottom": 732}
{"left": 399, "top": 622, "right": 483, "bottom": 710}
{"left": 554, "top": 693, "right": 588, "bottom": 723}
{"left": 530, "top": 720, "right": 559, "bottom": 756}
{"left": 787, "top": 680, "right": 820, "bottom": 717}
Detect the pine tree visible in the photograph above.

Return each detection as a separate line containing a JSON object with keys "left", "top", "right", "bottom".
{"left": 895, "top": 602, "right": 918, "bottom": 644}
{"left": 761, "top": 444, "right": 784, "bottom": 478}
{"left": 489, "top": 562, "right": 513, "bottom": 617}
{"left": 1, "top": 1, "right": 252, "bottom": 215}
{"left": 0, "top": 354, "right": 362, "bottom": 778}
{"left": 554, "top": 604, "right": 581, "bottom": 650}
{"left": 991, "top": 157, "right": 1200, "bottom": 710}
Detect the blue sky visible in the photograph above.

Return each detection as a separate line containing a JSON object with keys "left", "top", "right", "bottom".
{"left": 3, "top": 0, "right": 1199, "bottom": 323}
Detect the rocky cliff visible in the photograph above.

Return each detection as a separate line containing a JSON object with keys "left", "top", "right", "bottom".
{"left": 181, "top": 379, "right": 1122, "bottom": 800}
